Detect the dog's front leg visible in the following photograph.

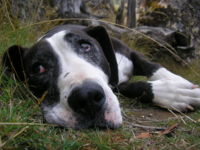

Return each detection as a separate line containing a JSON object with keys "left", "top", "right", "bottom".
{"left": 113, "top": 39, "right": 200, "bottom": 112}
{"left": 118, "top": 50, "right": 200, "bottom": 111}
{"left": 148, "top": 67, "right": 200, "bottom": 111}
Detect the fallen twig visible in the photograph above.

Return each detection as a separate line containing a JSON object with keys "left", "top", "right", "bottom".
{"left": 125, "top": 121, "right": 166, "bottom": 131}
{"left": 135, "top": 123, "right": 179, "bottom": 139}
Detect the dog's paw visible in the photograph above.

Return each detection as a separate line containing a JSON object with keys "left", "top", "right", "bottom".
{"left": 148, "top": 68, "right": 200, "bottom": 112}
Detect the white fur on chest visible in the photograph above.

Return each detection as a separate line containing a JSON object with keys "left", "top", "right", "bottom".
{"left": 115, "top": 52, "right": 133, "bottom": 84}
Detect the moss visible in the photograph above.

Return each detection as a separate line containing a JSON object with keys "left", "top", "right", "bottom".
{"left": 150, "top": 1, "right": 166, "bottom": 11}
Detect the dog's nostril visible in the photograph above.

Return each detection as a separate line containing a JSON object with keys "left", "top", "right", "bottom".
{"left": 92, "top": 92, "right": 104, "bottom": 103}
{"left": 68, "top": 81, "right": 105, "bottom": 115}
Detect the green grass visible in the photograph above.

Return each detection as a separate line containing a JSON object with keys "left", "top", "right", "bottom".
{"left": 1, "top": 23, "right": 200, "bottom": 150}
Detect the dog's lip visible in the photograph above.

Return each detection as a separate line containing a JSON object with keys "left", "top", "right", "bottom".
{"left": 74, "top": 112, "right": 122, "bottom": 129}
{"left": 74, "top": 120, "right": 122, "bottom": 130}
{"left": 94, "top": 121, "right": 122, "bottom": 129}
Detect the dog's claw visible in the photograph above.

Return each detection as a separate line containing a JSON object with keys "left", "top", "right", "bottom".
{"left": 186, "top": 105, "right": 194, "bottom": 111}
{"left": 192, "top": 85, "right": 199, "bottom": 89}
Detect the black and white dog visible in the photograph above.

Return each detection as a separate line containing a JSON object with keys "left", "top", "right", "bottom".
{"left": 2, "top": 25, "right": 200, "bottom": 129}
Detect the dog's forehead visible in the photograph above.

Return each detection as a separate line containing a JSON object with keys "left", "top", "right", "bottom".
{"left": 46, "top": 30, "right": 69, "bottom": 47}
{"left": 39, "top": 28, "right": 98, "bottom": 53}
{"left": 41, "top": 25, "right": 88, "bottom": 40}
{"left": 44, "top": 30, "right": 84, "bottom": 56}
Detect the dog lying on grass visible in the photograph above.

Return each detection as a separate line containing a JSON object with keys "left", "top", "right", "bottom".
{"left": 2, "top": 25, "right": 200, "bottom": 129}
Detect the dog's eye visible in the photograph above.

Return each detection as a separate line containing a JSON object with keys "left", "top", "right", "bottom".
{"left": 80, "top": 42, "right": 91, "bottom": 52}
{"left": 32, "top": 63, "right": 46, "bottom": 74}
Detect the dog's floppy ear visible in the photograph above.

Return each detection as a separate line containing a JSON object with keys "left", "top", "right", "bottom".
{"left": 85, "top": 26, "right": 119, "bottom": 86}
{"left": 2, "top": 45, "right": 27, "bottom": 81}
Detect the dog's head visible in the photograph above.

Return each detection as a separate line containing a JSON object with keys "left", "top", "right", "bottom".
{"left": 2, "top": 25, "right": 122, "bottom": 129}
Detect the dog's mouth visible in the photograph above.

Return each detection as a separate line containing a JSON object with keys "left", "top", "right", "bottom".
{"left": 75, "top": 120, "right": 121, "bottom": 130}
{"left": 73, "top": 108, "right": 122, "bottom": 129}
{"left": 42, "top": 103, "right": 122, "bottom": 129}
{"left": 66, "top": 80, "right": 122, "bottom": 129}
{"left": 42, "top": 95, "right": 122, "bottom": 129}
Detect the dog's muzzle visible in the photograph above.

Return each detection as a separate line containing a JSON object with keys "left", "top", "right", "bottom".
{"left": 68, "top": 80, "right": 106, "bottom": 117}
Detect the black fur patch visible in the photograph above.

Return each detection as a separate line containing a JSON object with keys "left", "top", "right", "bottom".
{"left": 24, "top": 41, "right": 60, "bottom": 105}
{"left": 118, "top": 81, "right": 154, "bottom": 103}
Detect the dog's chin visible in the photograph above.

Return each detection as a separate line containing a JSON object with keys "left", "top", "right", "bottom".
{"left": 42, "top": 89, "right": 123, "bottom": 129}
{"left": 74, "top": 120, "right": 122, "bottom": 130}
{"left": 73, "top": 111, "right": 122, "bottom": 130}
{"left": 43, "top": 108, "right": 122, "bottom": 130}
{"left": 44, "top": 116, "right": 122, "bottom": 130}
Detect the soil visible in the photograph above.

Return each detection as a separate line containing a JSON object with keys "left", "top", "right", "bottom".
{"left": 132, "top": 108, "right": 174, "bottom": 121}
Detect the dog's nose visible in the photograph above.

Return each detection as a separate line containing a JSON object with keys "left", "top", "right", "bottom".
{"left": 68, "top": 81, "right": 105, "bottom": 116}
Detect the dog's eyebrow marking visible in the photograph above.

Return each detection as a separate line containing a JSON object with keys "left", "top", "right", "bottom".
{"left": 64, "top": 72, "right": 70, "bottom": 78}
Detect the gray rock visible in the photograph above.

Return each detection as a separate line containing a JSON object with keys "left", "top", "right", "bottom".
{"left": 135, "top": 26, "right": 195, "bottom": 61}
{"left": 11, "top": 0, "right": 45, "bottom": 22}
{"left": 137, "top": 0, "right": 200, "bottom": 53}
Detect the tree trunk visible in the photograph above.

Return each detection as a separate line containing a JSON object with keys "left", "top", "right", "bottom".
{"left": 10, "top": 0, "right": 45, "bottom": 22}
{"left": 116, "top": 0, "right": 125, "bottom": 25}
{"left": 127, "top": 0, "right": 136, "bottom": 28}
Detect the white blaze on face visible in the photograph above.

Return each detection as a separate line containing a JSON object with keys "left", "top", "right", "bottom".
{"left": 43, "top": 31, "right": 122, "bottom": 127}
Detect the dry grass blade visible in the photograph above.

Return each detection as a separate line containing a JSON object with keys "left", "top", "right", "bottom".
{"left": 130, "top": 123, "right": 166, "bottom": 131}
{"left": 21, "top": 83, "right": 38, "bottom": 103}
{"left": 2, "top": 0, "right": 15, "bottom": 30}
{"left": 172, "top": 107, "right": 197, "bottom": 123}
{"left": 187, "top": 143, "right": 200, "bottom": 150}
{"left": 0, "top": 122, "right": 57, "bottom": 126}
{"left": 0, "top": 126, "right": 29, "bottom": 148}
{"left": 37, "top": 91, "right": 48, "bottom": 105}
{"left": 168, "top": 109, "right": 187, "bottom": 125}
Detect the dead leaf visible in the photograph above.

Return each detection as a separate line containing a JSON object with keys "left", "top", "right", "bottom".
{"left": 159, "top": 123, "right": 178, "bottom": 136}
{"left": 135, "top": 132, "right": 152, "bottom": 139}
{"left": 135, "top": 123, "right": 178, "bottom": 139}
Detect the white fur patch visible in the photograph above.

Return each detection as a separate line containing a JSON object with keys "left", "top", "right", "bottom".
{"left": 42, "top": 104, "right": 76, "bottom": 128}
{"left": 44, "top": 31, "right": 122, "bottom": 127}
{"left": 101, "top": 81, "right": 122, "bottom": 126}
{"left": 149, "top": 68, "right": 200, "bottom": 111}
{"left": 115, "top": 52, "right": 133, "bottom": 84}
{"left": 150, "top": 68, "right": 192, "bottom": 84}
